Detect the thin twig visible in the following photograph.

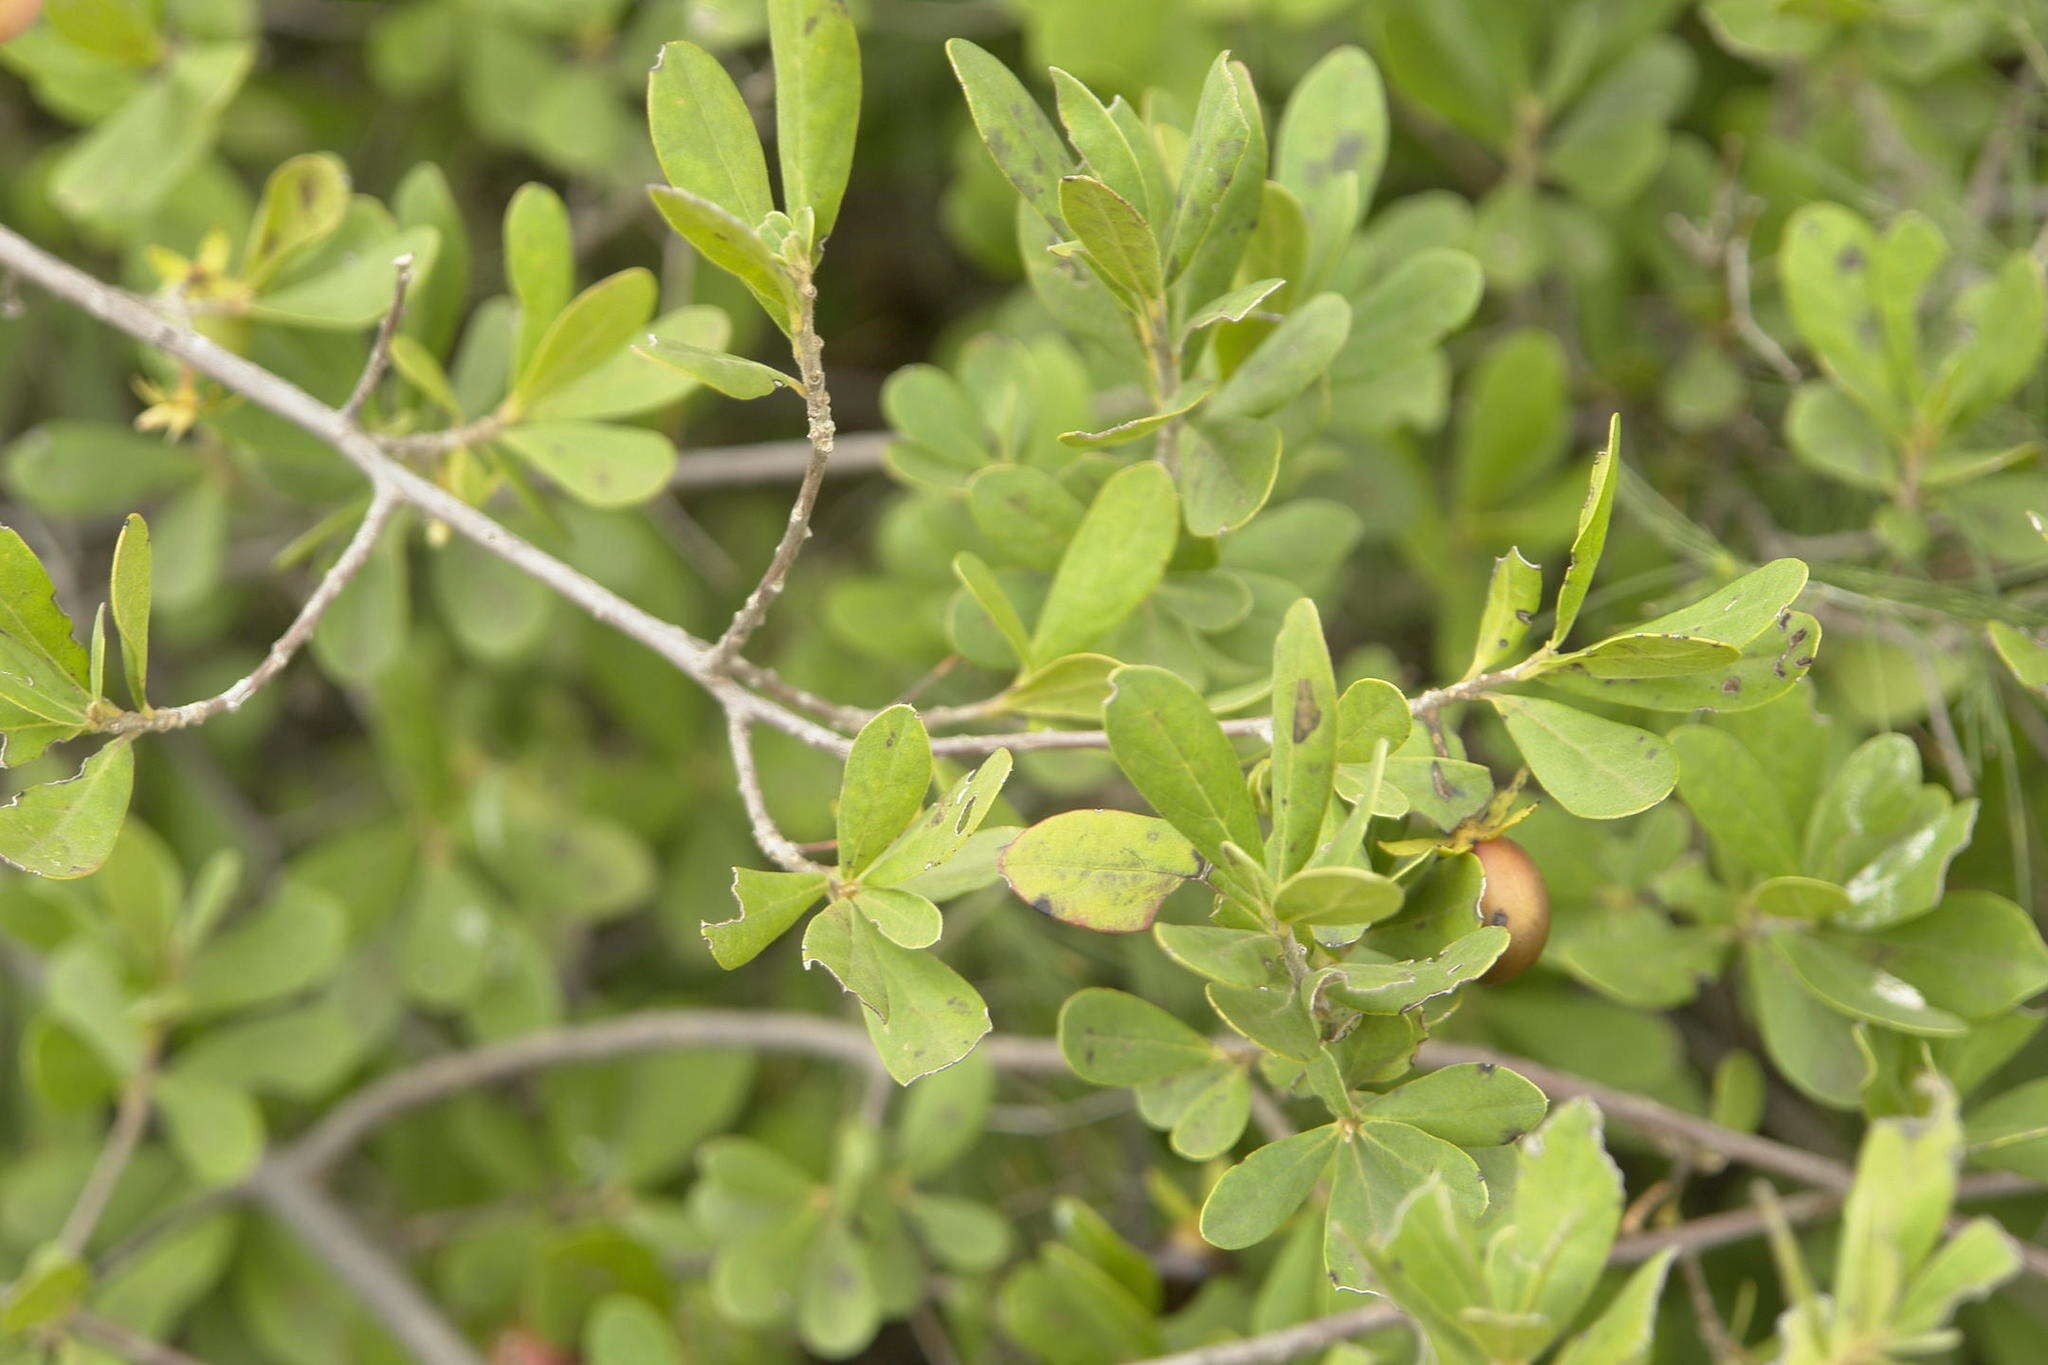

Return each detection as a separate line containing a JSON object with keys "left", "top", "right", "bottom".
{"left": 1247, "top": 1083, "right": 1295, "bottom": 1143}
{"left": 0, "top": 222, "right": 856, "bottom": 760}
{"left": 706, "top": 269, "right": 836, "bottom": 670}
{"left": 673, "top": 430, "right": 887, "bottom": 489}
{"left": 340, "top": 255, "right": 414, "bottom": 421}
{"left": 242, "top": 1164, "right": 484, "bottom": 1365}
{"left": 1726, "top": 224, "right": 1802, "bottom": 386}
{"left": 377, "top": 411, "right": 508, "bottom": 458}
{"left": 100, "top": 489, "right": 400, "bottom": 733}
{"left": 1965, "top": 68, "right": 2037, "bottom": 223}
{"left": 63, "top": 1311, "right": 213, "bottom": 1365}
{"left": 272, "top": 1010, "right": 1066, "bottom": 1178}
{"left": 56, "top": 1041, "right": 161, "bottom": 1258}
{"left": 725, "top": 710, "right": 831, "bottom": 874}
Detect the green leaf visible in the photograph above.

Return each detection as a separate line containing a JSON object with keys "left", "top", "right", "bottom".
{"left": 0, "top": 526, "right": 93, "bottom": 715}
{"left": 182, "top": 881, "right": 348, "bottom": 1019}
{"left": 498, "top": 421, "right": 675, "bottom": 507}
{"left": 1051, "top": 69, "right": 1151, "bottom": 221}
{"left": 804, "top": 900, "right": 990, "bottom": 1080}
{"left": 393, "top": 162, "right": 470, "bottom": 357}
{"left": 1335, "top": 678, "right": 1411, "bottom": 762}
{"left": 1273, "top": 865, "right": 1401, "bottom": 929}
{"left": 951, "top": 552, "right": 1032, "bottom": 665}
{"left": 400, "top": 857, "right": 498, "bottom": 1007}
{"left": 1467, "top": 549, "right": 1541, "bottom": 677}
{"left": 1058, "top": 175, "right": 1162, "bottom": 301}
{"left": 846, "top": 886, "right": 942, "bottom": 950}
{"left": 1058, "top": 987, "right": 1215, "bottom": 1085}
{"left": 1181, "top": 60, "right": 1266, "bottom": 308}
{"left": 0, "top": 739, "right": 134, "bottom": 879}
{"left": 946, "top": 39, "right": 1073, "bottom": 227}
{"left": 1752, "top": 876, "right": 1850, "bottom": 921}
{"left": 1668, "top": 724, "right": 1800, "bottom": 879}
{"left": 1545, "top": 633, "right": 1739, "bottom": 679}
{"left": 109, "top": 512, "right": 149, "bottom": 708}
{"left": 1353, "top": 1179, "right": 1487, "bottom": 1363}
{"left": 1207, "top": 980, "right": 1321, "bottom": 1061}
{"left": 1357, "top": 1064, "right": 1546, "bottom": 1146}
{"left": 798, "top": 1220, "right": 879, "bottom": 1355}
{"left": 1492, "top": 695, "right": 1675, "bottom": 820}
{"left": 1988, "top": 621, "right": 2048, "bottom": 688}
{"left": 1170, "top": 54, "right": 1253, "bottom": 281}
{"left": 968, "top": 467, "right": 1082, "bottom": 566}
{"left": 862, "top": 946, "right": 990, "bottom": 1086}
{"left": 1548, "top": 415, "right": 1620, "bottom": 648}
{"left": 1179, "top": 416, "right": 1281, "bottom": 536}
{"left": 1326, "top": 1121, "right": 1484, "bottom": 1283}
{"left": 4, "top": 421, "right": 193, "bottom": 520}
{"left": 1030, "top": 462, "right": 1179, "bottom": 666}
{"left": 0, "top": 1246, "right": 89, "bottom": 1334}
{"left": 1059, "top": 385, "right": 1211, "bottom": 449}
{"left": 1486, "top": 1098, "right": 1622, "bottom": 1334}
{"left": 1930, "top": 251, "right": 2048, "bottom": 431}
{"left": 648, "top": 185, "right": 795, "bottom": 328}
{"left": 647, "top": 40, "right": 774, "bottom": 227}
{"left": 896, "top": 1055, "right": 993, "bottom": 1179}
{"left": 1780, "top": 203, "right": 1897, "bottom": 424}
{"left": 1319, "top": 927, "right": 1509, "bottom": 1014}
{"left": 704, "top": 868, "right": 829, "bottom": 969}
{"left": 634, "top": 336, "right": 795, "bottom": 400}
{"left": 1835, "top": 1086, "right": 1963, "bottom": 1333}
{"left": 767, "top": 0, "right": 861, "bottom": 241}
{"left": 1275, "top": 45, "right": 1387, "bottom": 215}
{"left": 45, "top": 0, "right": 160, "bottom": 63}
{"left": 1151, "top": 924, "right": 1281, "bottom": 989}
{"left": 505, "top": 183, "right": 574, "bottom": 373}
{"left": 1963, "top": 1078, "right": 2048, "bottom": 1177}
{"left": 514, "top": 268, "right": 658, "bottom": 405}
{"left": 1104, "top": 664, "right": 1263, "bottom": 871}
{"left": 247, "top": 225, "right": 439, "bottom": 330}
{"left": 837, "top": 705, "right": 932, "bottom": 876}
{"left": 1745, "top": 938, "right": 1866, "bottom": 1109}
{"left": 154, "top": 1071, "right": 263, "bottom": 1186}
{"left": 862, "top": 750, "right": 1012, "bottom": 886}
{"left": 1455, "top": 329, "right": 1569, "bottom": 509}
{"left": 1771, "top": 933, "right": 1967, "bottom": 1037}
{"left": 1209, "top": 294, "right": 1351, "bottom": 420}
{"left": 1866, "top": 891, "right": 2048, "bottom": 1018}
{"left": 49, "top": 45, "right": 250, "bottom": 231}
{"left": 1544, "top": 37, "right": 1694, "bottom": 208}
{"left": 1000, "top": 808, "right": 1203, "bottom": 933}
{"left": 1894, "top": 1219, "right": 2020, "bottom": 1337}
{"left": 1787, "top": 382, "right": 1892, "bottom": 489}
{"left": 1341, "top": 246, "right": 1484, "bottom": 379}
{"left": 1628, "top": 559, "right": 1810, "bottom": 647}
{"left": 1185, "top": 279, "right": 1285, "bottom": 335}
{"left": 242, "top": 152, "right": 350, "bottom": 285}
{"left": 586, "top": 1293, "right": 685, "bottom": 1365}
{"left": 1552, "top": 1249, "right": 1676, "bottom": 1365}
{"left": 1268, "top": 598, "right": 1337, "bottom": 879}
{"left": 1167, "top": 1067, "right": 1252, "bottom": 1160}
{"left": 1199, "top": 1123, "right": 1339, "bottom": 1250}
{"left": 1542, "top": 609, "right": 1820, "bottom": 713}
{"left": 994, "top": 653, "right": 1118, "bottom": 721}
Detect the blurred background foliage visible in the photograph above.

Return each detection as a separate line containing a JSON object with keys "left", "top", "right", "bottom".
{"left": 6, "top": 0, "right": 2048, "bottom": 1361}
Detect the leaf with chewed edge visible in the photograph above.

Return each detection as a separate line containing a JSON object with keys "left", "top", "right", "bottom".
{"left": 1001, "top": 809, "right": 1203, "bottom": 932}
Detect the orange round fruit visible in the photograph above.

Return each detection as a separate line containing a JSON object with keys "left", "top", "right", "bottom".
{"left": 1472, "top": 837, "right": 1549, "bottom": 983}
{"left": 0, "top": 0, "right": 41, "bottom": 43}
